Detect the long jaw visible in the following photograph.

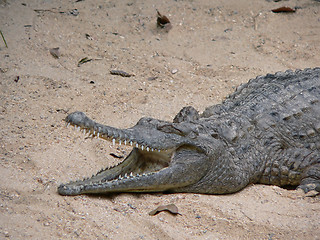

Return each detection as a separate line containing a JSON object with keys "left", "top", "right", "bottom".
{"left": 58, "top": 112, "right": 183, "bottom": 196}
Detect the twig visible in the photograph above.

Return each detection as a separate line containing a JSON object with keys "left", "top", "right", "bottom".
{"left": 0, "top": 30, "right": 8, "bottom": 48}
{"left": 34, "top": 9, "right": 56, "bottom": 13}
{"left": 240, "top": 210, "right": 253, "bottom": 221}
{"left": 251, "top": 12, "right": 262, "bottom": 31}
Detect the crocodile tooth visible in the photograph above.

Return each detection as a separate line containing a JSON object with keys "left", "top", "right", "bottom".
{"left": 146, "top": 147, "right": 150, "bottom": 152}
{"left": 112, "top": 139, "right": 116, "bottom": 146}
{"left": 93, "top": 130, "right": 96, "bottom": 135}
{"left": 97, "top": 132, "right": 100, "bottom": 138}
{"left": 119, "top": 140, "right": 121, "bottom": 145}
{"left": 130, "top": 172, "right": 133, "bottom": 177}
{"left": 130, "top": 141, "right": 133, "bottom": 146}
{"left": 124, "top": 140, "right": 127, "bottom": 145}
{"left": 66, "top": 122, "right": 70, "bottom": 128}
{"left": 136, "top": 143, "right": 139, "bottom": 148}
{"left": 151, "top": 148, "right": 154, "bottom": 151}
{"left": 141, "top": 145, "right": 144, "bottom": 150}
{"left": 83, "top": 129, "right": 86, "bottom": 134}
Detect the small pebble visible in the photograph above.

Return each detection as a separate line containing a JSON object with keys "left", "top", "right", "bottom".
{"left": 171, "top": 69, "right": 178, "bottom": 74}
{"left": 148, "top": 76, "right": 158, "bottom": 81}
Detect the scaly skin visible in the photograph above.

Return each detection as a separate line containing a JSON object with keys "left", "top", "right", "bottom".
{"left": 58, "top": 68, "right": 320, "bottom": 196}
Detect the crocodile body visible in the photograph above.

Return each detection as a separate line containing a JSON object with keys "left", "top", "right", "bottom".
{"left": 58, "top": 68, "right": 320, "bottom": 196}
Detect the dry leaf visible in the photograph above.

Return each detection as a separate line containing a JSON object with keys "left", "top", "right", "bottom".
{"left": 157, "top": 10, "right": 170, "bottom": 26}
{"left": 85, "top": 33, "right": 93, "bottom": 40}
{"left": 110, "top": 153, "right": 124, "bottom": 159}
{"left": 110, "top": 70, "right": 134, "bottom": 77}
{"left": 156, "top": 10, "right": 172, "bottom": 30}
{"left": 272, "top": 7, "right": 296, "bottom": 13}
{"left": 49, "top": 47, "right": 60, "bottom": 59}
{"left": 149, "top": 204, "right": 180, "bottom": 216}
{"left": 77, "top": 57, "right": 92, "bottom": 67}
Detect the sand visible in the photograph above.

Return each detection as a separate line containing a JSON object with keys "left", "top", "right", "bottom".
{"left": 0, "top": 0, "right": 319, "bottom": 239}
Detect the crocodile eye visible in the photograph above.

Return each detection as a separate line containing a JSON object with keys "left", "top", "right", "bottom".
{"left": 211, "top": 133, "right": 219, "bottom": 139}
{"left": 210, "top": 128, "right": 220, "bottom": 139}
{"left": 157, "top": 124, "right": 185, "bottom": 135}
{"left": 157, "top": 123, "right": 200, "bottom": 138}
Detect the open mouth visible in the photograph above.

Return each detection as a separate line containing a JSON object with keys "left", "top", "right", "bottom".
{"left": 58, "top": 112, "right": 177, "bottom": 195}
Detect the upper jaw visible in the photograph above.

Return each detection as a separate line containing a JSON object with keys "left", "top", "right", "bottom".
{"left": 65, "top": 111, "right": 187, "bottom": 152}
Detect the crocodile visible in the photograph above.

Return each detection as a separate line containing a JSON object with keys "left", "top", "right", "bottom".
{"left": 58, "top": 68, "right": 320, "bottom": 196}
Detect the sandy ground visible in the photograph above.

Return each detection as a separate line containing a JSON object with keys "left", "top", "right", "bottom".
{"left": 1, "top": 0, "right": 320, "bottom": 239}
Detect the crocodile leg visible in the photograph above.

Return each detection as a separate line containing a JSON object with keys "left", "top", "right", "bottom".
{"left": 298, "top": 163, "right": 320, "bottom": 193}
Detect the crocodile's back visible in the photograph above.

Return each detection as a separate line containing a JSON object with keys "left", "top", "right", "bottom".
{"left": 202, "top": 68, "right": 320, "bottom": 120}
{"left": 202, "top": 68, "right": 320, "bottom": 189}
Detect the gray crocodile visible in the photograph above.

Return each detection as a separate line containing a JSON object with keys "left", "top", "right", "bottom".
{"left": 58, "top": 68, "right": 320, "bottom": 196}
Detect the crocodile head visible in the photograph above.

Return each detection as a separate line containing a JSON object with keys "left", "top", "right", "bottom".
{"left": 58, "top": 111, "right": 220, "bottom": 195}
